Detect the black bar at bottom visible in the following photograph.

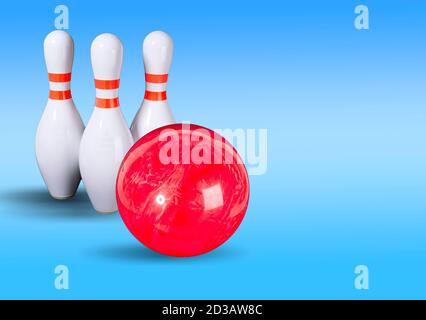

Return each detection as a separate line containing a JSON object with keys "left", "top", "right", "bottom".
{"left": 0, "top": 300, "right": 417, "bottom": 318}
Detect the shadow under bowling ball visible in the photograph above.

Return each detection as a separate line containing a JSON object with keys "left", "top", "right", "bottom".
{"left": 0, "top": 186, "right": 100, "bottom": 220}
{"left": 89, "top": 242, "right": 245, "bottom": 263}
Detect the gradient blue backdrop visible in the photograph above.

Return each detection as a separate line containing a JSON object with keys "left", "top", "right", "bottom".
{"left": 0, "top": 0, "right": 425, "bottom": 299}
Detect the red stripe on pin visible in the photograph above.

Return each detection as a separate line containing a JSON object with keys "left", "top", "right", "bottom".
{"left": 49, "top": 90, "right": 72, "bottom": 100}
{"left": 95, "top": 79, "right": 120, "bottom": 90}
{"left": 48, "top": 73, "right": 71, "bottom": 82}
{"left": 144, "top": 90, "right": 167, "bottom": 101}
{"left": 145, "top": 73, "right": 168, "bottom": 83}
{"left": 96, "top": 97, "right": 120, "bottom": 108}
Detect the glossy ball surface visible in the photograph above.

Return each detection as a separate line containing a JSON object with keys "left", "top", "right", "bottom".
{"left": 116, "top": 124, "right": 250, "bottom": 257}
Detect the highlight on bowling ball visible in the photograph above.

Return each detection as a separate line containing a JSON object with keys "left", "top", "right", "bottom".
{"left": 116, "top": 123, "right": 250, "bottom": 257}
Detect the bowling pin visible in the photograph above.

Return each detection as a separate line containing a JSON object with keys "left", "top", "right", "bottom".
{"left": 79, "top": 33, "right": 133, "bottom": 213}
{"left": 130, "top": 31, "right": 175, "bottom": 141}
{"left": 35, "top": 30, "right": 85, "bottom": 199}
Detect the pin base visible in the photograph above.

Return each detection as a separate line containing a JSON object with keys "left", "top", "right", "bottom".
{"left": 50, "top": 194, "right": 75, "bottom": 200}
{"left": 95, "top": 209, "right": 117, "bottom": 214}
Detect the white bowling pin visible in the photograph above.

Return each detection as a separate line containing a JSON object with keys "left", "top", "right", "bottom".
{"left": 79, "top": 33, "right": 133, "bottom": 213}
{"left": 130, "top": 30, "right": 175, "bottom": 141}
{"left": 35, "top": 30, "right": 85, "bottom": 200}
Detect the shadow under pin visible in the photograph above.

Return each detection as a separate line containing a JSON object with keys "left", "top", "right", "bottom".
{"left": 0, "top": 186, "right": 110, "bottom": 220}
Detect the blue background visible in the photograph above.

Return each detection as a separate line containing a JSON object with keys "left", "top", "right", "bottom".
{"left": 0, "top": 0, "right": 425, "bottom": 299}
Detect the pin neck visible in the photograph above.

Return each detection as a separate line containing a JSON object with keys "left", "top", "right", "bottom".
{"left": 48, "top": 73, "right": 72, "bottom": 100}
{"left": 144, "top": 73, "right": 168, "bottom": 101}
{"left": 94, "top": 78, "right": 120, "bottom": 108}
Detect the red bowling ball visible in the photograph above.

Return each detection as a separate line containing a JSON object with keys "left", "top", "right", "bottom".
{"left": 116, "top": 124, "right": 250, "bottom": 257}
